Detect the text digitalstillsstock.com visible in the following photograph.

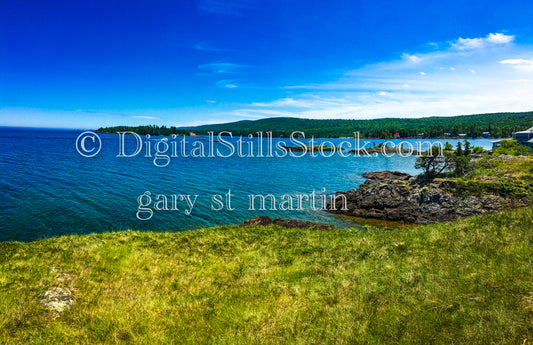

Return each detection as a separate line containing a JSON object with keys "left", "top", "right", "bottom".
{"left": 76, "top": 131, "right": 445, "bottom": 166}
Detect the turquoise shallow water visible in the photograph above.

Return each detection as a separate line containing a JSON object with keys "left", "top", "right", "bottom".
{"left": 0, "top": 127, "right": 495, "bottom": 241}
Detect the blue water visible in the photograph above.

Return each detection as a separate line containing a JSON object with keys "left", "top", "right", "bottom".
{"left": 0, "top": 127, "right": 496, "bottom": 242}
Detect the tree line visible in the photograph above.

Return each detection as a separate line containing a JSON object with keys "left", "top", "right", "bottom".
{"left": 96, "top": 125, "right": 190, "bottom": 136}
{"left": 97, "top": 111, "right": 533, "bottom": 138}
{"left": 188, "top": 111, "right": 533, "bottom": 138}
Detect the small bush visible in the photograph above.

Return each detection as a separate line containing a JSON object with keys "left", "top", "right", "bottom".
{"left": 472, "top": 146, "right": 483, "bottom": 154}
{"left": 493, "top": 140, "right": 531, "bottom": 156}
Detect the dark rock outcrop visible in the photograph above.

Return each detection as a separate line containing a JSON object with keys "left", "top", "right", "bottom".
{"left": 240, "top": 216, "right": 273, "bottom": 226}
{"left": 362, "top": 171, "right": 411, "bottom": 180}
{"left": 328, "top": 171, "right": 526, "bottom": 224}
{"left": 241, "top": 216, "right": 334, "bottom": 230}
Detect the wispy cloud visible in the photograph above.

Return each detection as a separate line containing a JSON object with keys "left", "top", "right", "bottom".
{"left": 500, "top": 58, "right": 533, "bottom": 64}
{"left": 196, "top": 62, "right": 251, "bottom": 90}
{"left": 500, "top": 58, "right": 533, "bottom": 72}
{"left": 216, "top": 80, "right": 238, "bottom": 88}
{"left": 402, "top": 53, "right": 422, "bottom": 63}
{"left": 220, "top": 32, "right": 533, "bottom": 120}
{"left": 452, "top": 32, "right": 514, "bottom": 50}
{"left": 193, "top": 42, "right": 225, "bottom": 52}
{"left": 132, "top": 115, "right": 160, "bottom": 120}
{"left": 198, "top": 62, "right": 245, "bottom": 74}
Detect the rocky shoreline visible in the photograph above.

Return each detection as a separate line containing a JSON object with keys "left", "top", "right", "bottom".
{"left": 326, "top": 170, "right": 530, "bottom": 224}
{"left": 240, "top": 155, "right": 532, "bottom": 227}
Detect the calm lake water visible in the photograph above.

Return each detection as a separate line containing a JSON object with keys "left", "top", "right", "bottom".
{"left": 0, "top": 127, "right": 496, "bottom": 241}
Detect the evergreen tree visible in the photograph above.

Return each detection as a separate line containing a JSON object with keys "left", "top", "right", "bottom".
{"left": 455, "top": 142, "right": 463, "bottom": 156}
{"left": 463, "top": 139, "right": 471, "bottom": 156}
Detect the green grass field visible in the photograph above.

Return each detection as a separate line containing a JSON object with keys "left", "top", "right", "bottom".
{"left": 1, "top": 206, "right": 532, "bottom": 344}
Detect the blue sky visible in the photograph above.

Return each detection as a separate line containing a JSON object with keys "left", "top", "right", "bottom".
{"left": 1, "top": 0, "right": 533, "bottom": 128}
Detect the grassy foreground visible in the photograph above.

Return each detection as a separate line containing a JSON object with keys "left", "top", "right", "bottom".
{"left": 1, "top": 208, "right": 532, "bottom": 344}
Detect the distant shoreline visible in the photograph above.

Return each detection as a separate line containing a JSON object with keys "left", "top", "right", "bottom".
{"left": 95, "top": 130, "right": 507, "bottom": 140}
{"left": 94, "top": 111, "right": 533, "bottom": 139}
{"left": 0, "top": 126, "right": 510, "bottom": 140}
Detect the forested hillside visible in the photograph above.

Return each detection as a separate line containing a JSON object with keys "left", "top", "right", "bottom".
{"left": 188, "top": 112, "right": 533, "bottom": 138}
{"left": 97, "top": 111, "right": 533, "bottom": 138}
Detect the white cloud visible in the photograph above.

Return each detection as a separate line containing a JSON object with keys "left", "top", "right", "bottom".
{"left": 453, "top": 37, "right": 485, "bottom": 50}
{"left": 215, "top": 79, "right": 239, "bottom": 88}
{"left": 218, "top": 32, "right": 533, "bottom": 120}
{"left": 452, "top": 32, "right": 514, "bottom": 50}
{"left": 206, "top": 100, "right": 217, "bottom": 103}
{"left": 198, "top": 62, "right": 244, "bottom": 74}
{"left": 252, "top": 98, "right": 300, "bottom": 107}
{"left": 500, "top": 58, "right": 533, "bottom": 65}
{"left": 500, "top": 58, "right": 533, "bottom": 72}
{"left": 402, "top": 53, "right": 422, "bottom": 63}
{"left": 487, "top": 33, "right": 514, "bottom": 44}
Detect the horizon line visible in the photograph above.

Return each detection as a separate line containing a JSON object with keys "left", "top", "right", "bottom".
{"left": 1, "top": 109, "right": 532, "bottom": 130}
